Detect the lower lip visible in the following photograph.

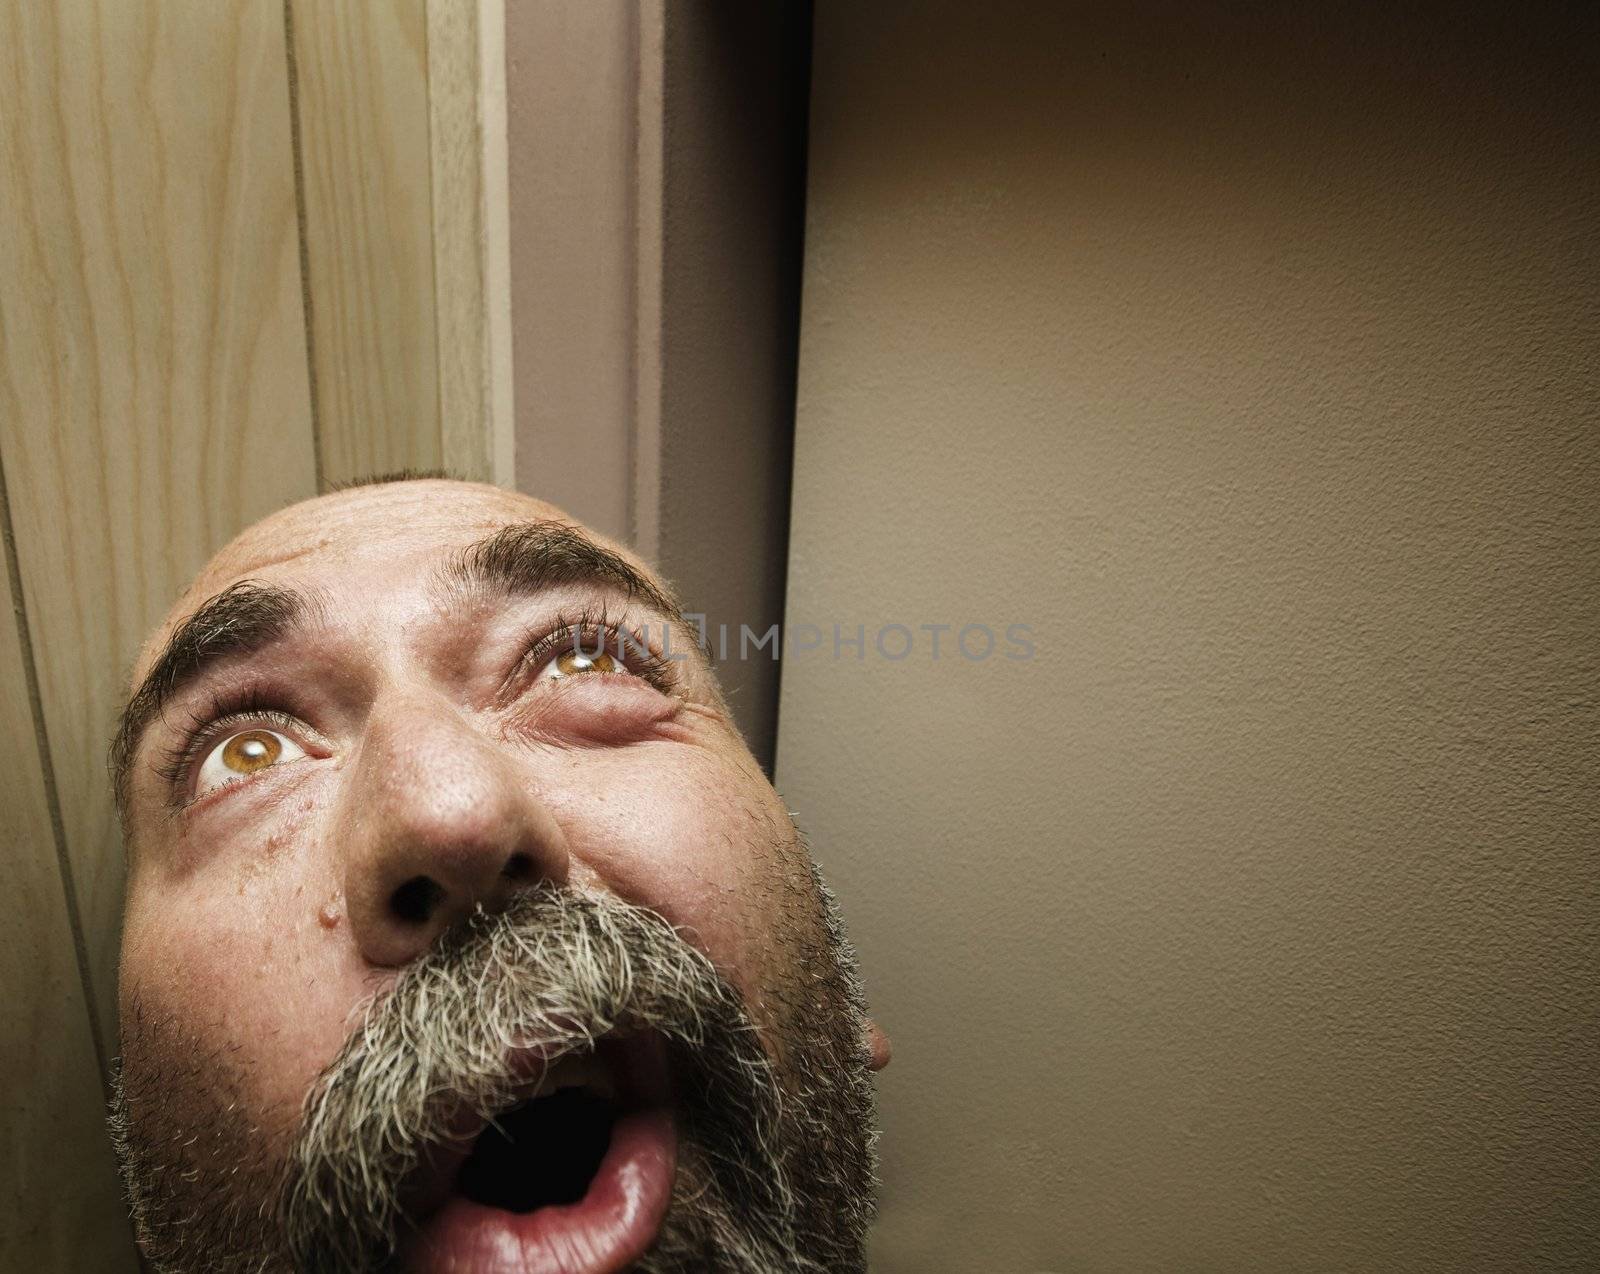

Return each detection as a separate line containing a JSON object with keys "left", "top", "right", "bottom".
{"left": 402, "top": 1107, "right": 677, "bottom": 1274}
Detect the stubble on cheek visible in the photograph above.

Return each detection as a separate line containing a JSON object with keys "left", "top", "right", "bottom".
{"left": 122, "top": 815, "right": 365, "bottom": 1128}
{"left": 114, "top": 890, "right": 352, "bottom": 1194}
{"left": 113, "top": 982, "right": 297, "bottom": 1269}
{"left": 659, "top": 781, "right": 847, "bottom": 1082}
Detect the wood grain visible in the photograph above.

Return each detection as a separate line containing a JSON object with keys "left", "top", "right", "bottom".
{"left": 0, "top": 0, "right": 511, "bottom": 1255}
{"left": 428, "top": 0, "right": 515, "bottom": 485}
{"left": 0, "top": 0, "right": 319, "bottom": 1054}
{"left": 0, "top": 500, "right": 139, "bottom": 1270}
{"left": 289, "top": 0, "right": 443, "bottom": 484}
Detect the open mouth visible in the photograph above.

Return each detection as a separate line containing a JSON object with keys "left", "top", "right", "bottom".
{"left": 456, "top": 1082, "right": 615, "bottom": 1213}
{"left": 402, "top": 1035, "right": 677, "bottom": 1274}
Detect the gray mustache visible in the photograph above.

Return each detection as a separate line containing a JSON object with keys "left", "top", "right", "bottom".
{"left": 278, "top": 884, "right": 783, "bottom": 1273}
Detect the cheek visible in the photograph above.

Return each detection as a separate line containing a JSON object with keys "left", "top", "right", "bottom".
{"left": 535, "top": 743, "right": 804, "bottom": 1006}
{"left": 120, "top": 825, "right": 375, "bottom": 1142}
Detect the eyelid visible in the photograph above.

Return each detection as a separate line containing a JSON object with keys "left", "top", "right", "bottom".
{"left": 502, "top": 610, "right": 674, "bottom": 703}
{"left": 155, "top": 699, "right": 317, "bottom": 803}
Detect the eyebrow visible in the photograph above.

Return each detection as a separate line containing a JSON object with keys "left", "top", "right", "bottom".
{"left": 109, "top": 580, "right": 317, "bottom": 813}
{"left": 436, "top": 520, "right": 682, "bottom": 620}
{"left": 110, "top": 520, "right": 683, "bottom": 814}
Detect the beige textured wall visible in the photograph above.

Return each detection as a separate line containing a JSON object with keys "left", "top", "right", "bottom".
{"left": 779, "top": 3, "right": 1599, "bottom": 1270}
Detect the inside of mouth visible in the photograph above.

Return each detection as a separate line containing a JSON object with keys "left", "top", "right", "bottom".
{"left": 455, "top": 1089, "right": 616, "bottom": 1213}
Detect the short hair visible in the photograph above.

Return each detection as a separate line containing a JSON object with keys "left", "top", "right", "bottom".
{"left": 325, "top": 468, "right": 458, "bottom": 491}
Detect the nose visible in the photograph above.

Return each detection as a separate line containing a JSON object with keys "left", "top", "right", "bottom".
{"left": 339, "top": 692, "right": 569, "bottom": 967}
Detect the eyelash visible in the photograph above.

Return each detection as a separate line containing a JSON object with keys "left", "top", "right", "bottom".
{"left": 155, "top": 688, "right": 299, "bottom": 793}
{"left": 158, "top": 610, "right": 675, "bottom": 799}
{"left": 507, "top": 607, "right": 675, "bottom": 699}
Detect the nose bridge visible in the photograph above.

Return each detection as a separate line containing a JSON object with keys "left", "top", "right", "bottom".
{"left": 340, "top": 688, "right": 568, "bottom": 967}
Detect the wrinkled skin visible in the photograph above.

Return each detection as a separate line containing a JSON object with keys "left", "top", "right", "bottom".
{"left": 111, "top": 479, "right": 888, "bottom": 1271}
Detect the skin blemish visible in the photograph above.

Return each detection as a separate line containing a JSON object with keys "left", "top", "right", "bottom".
{"left": 318, "top": 898, "right": 342, "bottom": 929}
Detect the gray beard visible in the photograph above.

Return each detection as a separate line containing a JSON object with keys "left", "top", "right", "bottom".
{"left": 109, "top": 874, "right": 878, "bottom": 1273}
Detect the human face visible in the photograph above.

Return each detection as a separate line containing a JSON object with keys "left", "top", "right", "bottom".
{"left": 110, "top": 480, "right": 883, "bottom": 1273}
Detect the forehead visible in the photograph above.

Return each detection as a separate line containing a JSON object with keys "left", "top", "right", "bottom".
{"left": 134, "top": 481, "right": 648, "bottom": 686}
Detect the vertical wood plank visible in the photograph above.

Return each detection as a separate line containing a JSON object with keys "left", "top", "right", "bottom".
{"left": 289, "top": 0, "right": 443, "bottom": 484}
{"left": 477, "top": 0, "right": 517, "bottom": 489}
{"left": 0, "top": 0, "right": 319, "bottom": 1054}
{"left": 427, "top": 0, "right": 516, "bottom": 486}
{"left": 0, "top": 500, "right": 139, "bottom": 1271}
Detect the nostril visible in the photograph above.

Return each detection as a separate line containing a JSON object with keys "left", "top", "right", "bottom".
{"left": 390, "top": 875, "right": 445, "bottom": 924}
{"left": 501, "top": 852, "right": 534, "bottom": 882}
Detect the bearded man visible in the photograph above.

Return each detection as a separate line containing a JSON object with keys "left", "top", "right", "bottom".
{"left": 106, "top": 476, "right": 888, "bottom": 1273}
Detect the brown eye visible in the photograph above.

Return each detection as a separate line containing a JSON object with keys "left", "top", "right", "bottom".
{"left": 549, "top": 647, "right": 620, "bottom": 678}
{"left": 223, "top": 730, "right": 282, "bottom": 773}
{"left": 195, "top": 728, "right": 307, "bottom": 797}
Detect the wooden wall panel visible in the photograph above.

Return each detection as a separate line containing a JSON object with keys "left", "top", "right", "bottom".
{"left": 0, "top": 521, "right": 137, "bottom": 1272}
{"left": 428, "top": 0, "right": 516, "bottom": 486}
{"left": 0, "top": 0, "right": 319, "bottom": 1056}
{"left": 0, "top": 1, "right": 510, "bottom": 1259}
{"left": 289, "top": 0, "right": 443, "bottom": 484}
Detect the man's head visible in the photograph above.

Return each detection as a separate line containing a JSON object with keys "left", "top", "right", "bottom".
{"left": 108, "top": 478, "right": 886, "bottom": 1273}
